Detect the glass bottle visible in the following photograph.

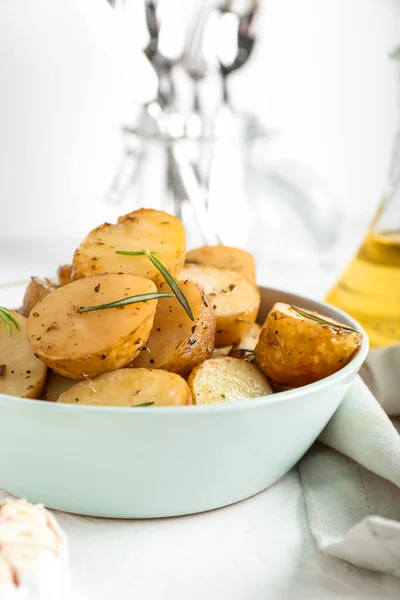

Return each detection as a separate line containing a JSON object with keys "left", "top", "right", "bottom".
{"left": 326, "top": 50, "right": 400, "bottom": 347}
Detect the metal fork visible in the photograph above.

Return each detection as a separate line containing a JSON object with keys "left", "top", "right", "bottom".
{"left": 106, "top": 0, "right": 221, "bottom": 245}
{"left": 218, "top": 0, "right": 258, "bottom": 107}
{"left": 143, "top": 0, "right": 159, "bottom": 61}
{"left": 177, "top": 0, "right": 216, "bottom": 212}
{"left": 181, "top": 0, "right": 213, "bottom": 113}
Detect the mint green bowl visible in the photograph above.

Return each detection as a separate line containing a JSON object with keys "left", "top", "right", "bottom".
{"left": 0, "top": 287, "right": 368, "bottom": 518}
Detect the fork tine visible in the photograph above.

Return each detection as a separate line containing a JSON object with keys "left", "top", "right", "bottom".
{"left": 183, "top": 0, "right": 212, "bottom": 60}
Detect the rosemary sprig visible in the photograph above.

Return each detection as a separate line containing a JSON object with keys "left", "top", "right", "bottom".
{"left": 77, "top": 292, "right": 173, "bottom": 314}
{"left": 290, "top": 305, "right": 359, "bottom": 334}
{"left": 131, "top": 401, "right": 155, "bottom": 408}
{"left": 0, "top": 307, "right": 20, "bottom": 337}
{"left": 116, "top": 249, "right": 194, "bottom": 321}
{"left": 235, "top": 348, "right": 256, "bottom": 363}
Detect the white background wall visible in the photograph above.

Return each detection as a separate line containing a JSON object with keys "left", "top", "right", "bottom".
{"left": 236, "top": 0, "right": 400, "bottom": 220}
{"left": 0, "top": 0, "right": 399, "bottom": 260}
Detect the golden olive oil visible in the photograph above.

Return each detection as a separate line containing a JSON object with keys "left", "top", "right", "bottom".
{"left": 326, "top": 230, "right": 400, "bottom": 347}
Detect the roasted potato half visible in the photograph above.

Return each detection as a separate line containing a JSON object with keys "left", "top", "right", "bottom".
{"left": 132, "top": 280, "right": 216, "bottom": 376}
{"left": 58, "top": 368, "right": 192, "bottom": 407}
{"left": 187, "top": 357, "right": 272, "bottom": 405}
{"left": 57, "top": 264, "right": 72, "bottom": 287}
{"left": 41, "top": 371, "right": 76, "bottom": 401}
{"left": 0, "top": 310, "right": 47, "bottom": 398}
{"left": 20, "top": 277, "right": 57, "bottom": 318}
{"left": 230, "top": 323, "right": 261, "bottom": 360}
{"left": 72, "top": 208, "right": 186, "bottom": 288}
{"left": 180, "top": 263, "right": 260, "bottom": 347}
{"left": 186, "top": 245, "right": 256, "bottom": 283}
{"left": 255, "top": 302, "right": 363, "bottom": 387}
{"left": 211, "top": 346, "right": 232, "bottom": 358}
{"left": 27, "top": 273, "right": 158, "bottom": 379}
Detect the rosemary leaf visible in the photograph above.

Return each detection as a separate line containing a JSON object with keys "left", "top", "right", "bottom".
{"left": 131, "top": 401, "right": 155, "bottom": 407}
{"left": 235, "top": 348, "right": 255, "bottom": 355}
{"left": 115, "top": 249, "right": 194, "bottom": 321}
{"left": 145, "top": 251, "right": 194, "bottom": 321}
{"left": 0, "top": 307, "right": 20, "bottom": 337}
{"left": 5, "top": 310, "right": 20, "bottom": 331}
{"left": 78, "top": 292, "right": 173, "bottom": 314}
{"left": 290, "top": 305, "right": 359, "bottom": 334}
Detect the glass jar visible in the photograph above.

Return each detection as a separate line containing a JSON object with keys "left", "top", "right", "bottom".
{"left": 107, "top": 107, "right": 340, "bottom": 286}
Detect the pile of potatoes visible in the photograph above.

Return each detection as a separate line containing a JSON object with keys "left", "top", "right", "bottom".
{"left": 0, "top": 209, "right": 362, "bottom": 407}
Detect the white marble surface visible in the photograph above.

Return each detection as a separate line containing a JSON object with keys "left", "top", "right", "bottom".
{"left": 4, "top": 471, "right": 400, "bottom": 600}
{"left": 45, "top": 473, "right": 400, "bottom": 600}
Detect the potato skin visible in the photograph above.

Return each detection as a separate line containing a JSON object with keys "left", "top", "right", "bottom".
{"left": 20, "top": 277, "right": 57, "bottom": 318}
{"left": 180, "top": 264, "right": 260, "bottom": 348}
{"left": 131, "top": 280, "right": 216, "bottom": 377}
{"left": 186, "top": 245, "right": 256, "bottom": 283}
{"left": 72, "top": 208, "right": 186, "bottom": 288}
{"left": 187, "top": 357, "right": 272, "bottom": 404}
{"left": 57, "top": 265, "right": 72, "bottom": 287}
{"left": 27, "top": 273, "right": 158, "bottom": 380}
{"left": 0, "top": 310, "right": 47, "bottom": 399}
{"left": 255, "top": 303, "right": 363, "bottom": 387}
{"left": 58, "top": 368, "right": 192, "bottom": 407}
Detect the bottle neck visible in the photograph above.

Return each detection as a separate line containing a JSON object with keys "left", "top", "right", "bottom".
{"left": 370, "top": 55, "right": 400, "bottom": 236}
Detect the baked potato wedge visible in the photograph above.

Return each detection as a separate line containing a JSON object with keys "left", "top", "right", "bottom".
{"left": 58, "top": 368, "right": 192, "bottom": 407}
{"left": 0, "top": 310, "right": 47, "bottom": 398}
{"left": 187, "top": 357, "right": 272, "bottom": 404}
{"left": 180, "top": 263, "right": 260, "bottom": 347}
{"left": 132, "top": 280, "right": 216, "bottom": 376}
{"left": 230, "top": 323, "right": 261, "bottom": 360}
{"left": 57, "top": 264, "right": 72, "bottom": 287}
{"left": 27, "top": 273, "right": 158, "bottom": 379}
{"left": 186, "top": 245, "right": 256, "bottom": 283}
{"left": 20, "top": 277, "right": 57, "bottom": 318}
{"left": 255, "top": 302, "right": 363, "bottom": 387}
{"left": 41, "top": 370, "right": 76, "bottom": 401}
{"left": 72, "top": 208, "right": 186, "bottom": 288}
